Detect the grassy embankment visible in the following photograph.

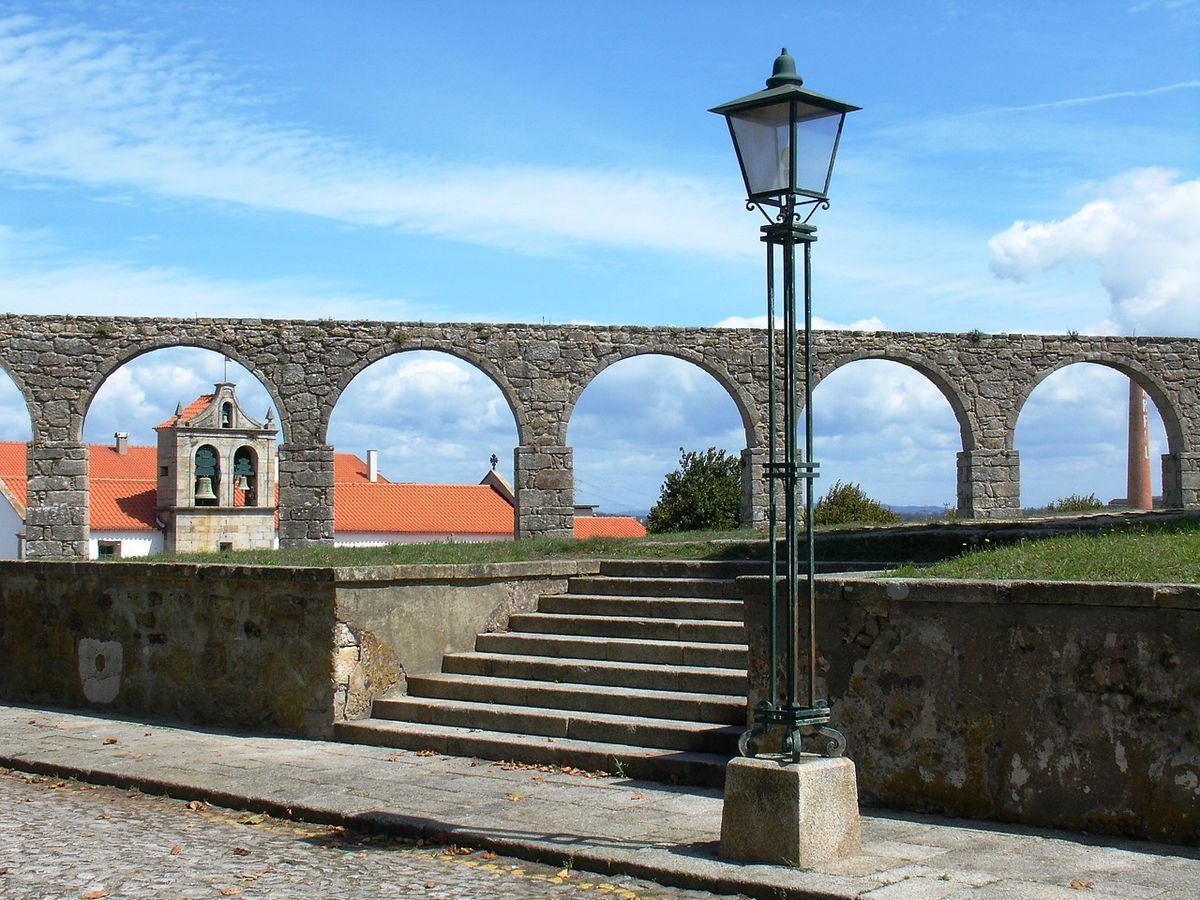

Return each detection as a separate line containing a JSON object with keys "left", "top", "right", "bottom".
{"left": 152, "top": 517, "right": 1200, "bottom": 583}
{"left": 887, "top": 516, "right": 1200, "bottom": 584}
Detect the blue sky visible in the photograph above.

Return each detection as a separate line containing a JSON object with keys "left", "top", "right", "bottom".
{"left": 1, "top": 1, "right": 1197, "bottom": 513}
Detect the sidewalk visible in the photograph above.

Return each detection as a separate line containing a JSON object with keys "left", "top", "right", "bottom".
{"left": 0, "top": 705, "right": 1196, "bottom": 899}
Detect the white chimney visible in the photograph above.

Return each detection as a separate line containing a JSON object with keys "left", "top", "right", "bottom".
{"left": 367, "top": 449, "right": 379, "bottom": 483}
{"left": 114, "top": 432, "right": 128, "bottom": 455}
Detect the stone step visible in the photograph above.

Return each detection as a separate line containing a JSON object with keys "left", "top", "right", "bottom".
{"left": 597, "top": 559, "right": 770, "bottom": 579}
{"left": 474, "top": 632, "right": 747, "bottom": 669}
{"left": 333, "top": 719, "right": 731, "bottom": 787}
{"left": 567, "top": 575, "right": 737, "bottom": 599}
{"left": 368, "top": 696, "right": 742, "bottom": 755}
{"left": 405, "top": 673, "right": 744, "bottom": 724}
{"left": 506, "top": 611, "right": 746, "bottom": 645}
{"left": 537, "top": 594, "right": 743, "bottom": 622}
{"left": 441, "top": 652, "right": 748, "bottom": 695}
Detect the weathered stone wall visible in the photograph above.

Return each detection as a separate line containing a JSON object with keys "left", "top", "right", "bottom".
{"left": 0, "top": 315, "right": 1196, "bottom": 557}
{"left": 0, "top": 561, "right": 340, "bottom": 737}
{"left": 739, "top": 576, "right": 1200, "bottom": 844}
{"left": 0, "top": 559, "right": 601, "bottom": 736}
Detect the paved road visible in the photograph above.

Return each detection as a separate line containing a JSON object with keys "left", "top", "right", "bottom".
{"left": 0, "top": 768, "right": 742, "bottom": 900}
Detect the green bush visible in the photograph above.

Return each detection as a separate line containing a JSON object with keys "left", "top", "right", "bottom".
{"left": 1038, "top": 493, "right": 1106, "bottom": 515}
{"left": 812, "top": 480, "right": 899, "bottom": 526}
{"left": 645, "top": 447, "right": 741, "bottom": 534}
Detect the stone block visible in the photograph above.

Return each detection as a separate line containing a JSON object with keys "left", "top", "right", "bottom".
{"left": 720, "top": 754, "right": 861, "bottom": 867}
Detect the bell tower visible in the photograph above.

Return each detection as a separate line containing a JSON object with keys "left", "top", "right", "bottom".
{"left": 155, "top": 382, "right": 278, "bottom": 553}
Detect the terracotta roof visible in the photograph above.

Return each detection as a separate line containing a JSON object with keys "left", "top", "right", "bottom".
{"left": 90, "top": 479, "right": 158, "bottom": 530}
{"left": 155, "top": 394, "right": 214, "bottom": 429}
{"left": 335, "top": 453, "right": 389, "bottom": 484}
{"left": 573, "top": 516, "right": 647, "bottom": 539}
{"left": 333, "top": 482, "right": 514, "bottom": 535}
{"left": 0, "top": 441, "right": 27, "bottom": 510}
{"left": 90, "top": 445, "right": 159, "bottom": 479}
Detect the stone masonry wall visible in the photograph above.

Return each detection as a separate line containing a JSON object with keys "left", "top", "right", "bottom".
{"left": 0, "top": 559, "right": 602, "bottom": 736}
{"left": 739, "top": 576, "right": 1200, "bottom": 844}
{"left": 0, "top": 315, "right": 1196, "bottom": 556}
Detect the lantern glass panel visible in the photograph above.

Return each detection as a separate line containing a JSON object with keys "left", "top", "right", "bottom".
{"left": 792, "top": 109, "right": 843, "bottom": 198}
{"left": 728, "top": 104, "right": 791, "bottom": 199}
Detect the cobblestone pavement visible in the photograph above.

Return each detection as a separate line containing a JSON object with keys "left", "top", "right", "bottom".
{"left": 0, "top": 768, "right": 743, "bottom": 900}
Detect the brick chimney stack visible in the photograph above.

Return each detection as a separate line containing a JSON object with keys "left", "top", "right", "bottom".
{"left": 1127, "top": 380, "right": 1152, "bottom": 510}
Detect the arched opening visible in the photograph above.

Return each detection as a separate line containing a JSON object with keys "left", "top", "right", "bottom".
{"left": 568, "top": 355, "right": 747, "bottom": 528}
{"left": 812, "top": 360, "right": 962, "bottom": 517}
{"left": 82, "top": 347, "right": 280, "bottom": 558}
{"left": 327, "top": 350, "right": 520, "bottom": 545}
{"left": 0, "top": 368, "right": 33, "bottom": 559}
{"left": 232, "top": 446, "right": 259, "bottom": 507}
{"left": 193, "top": 445, "right": 220, "bottom": 506}
{"left": 1014, "top": 363, "right": 1168, "bottom": 512}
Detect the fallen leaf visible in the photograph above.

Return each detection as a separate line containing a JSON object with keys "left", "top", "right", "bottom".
{"left": 219, "top": 889, "right": 240, "bottom": 897}
{"left": 49, "top": 781, "right": 65, "bottom": 789}
{"left": 415, "top": 750, "right": 438, "bottom": 757}
{"left": 556, "top": 869, "right": 571, "bottom": 879}
{"left": 129, "top": 753, "right": 144, "bottom": 761}
{"left": 480, "top": 852, "right": 497, "bottom": 860}
{"left": 236, "top": 813, "right": 266, "bottom": 826}
{"left": 630, "top": 792, "right": 645, "bottom": 801}
{"left": 424, "top": 883, "right": 436, "bottom": 890}
{"left": 506, "top": 792, "right": 523, "bottom": 802}
{"left": 83, "top": 892, "right": 109, "bottom": 899}
{"left": 169, "top": 846, "right": 182, "bottom": 856}
{"left": 232, "top": 847, "right": 251, "bottom": 856}
{"left": 186, "top": 800, "right": 208, "bottom": 811}
{"left": 1069, "top": 881, "right": 1095, "bottom": 890}
{"left": 102, "top": 738, "right": 118, "bottom": 746}
{"left": 0, "top": 866, "right": 8, "bottom": 875}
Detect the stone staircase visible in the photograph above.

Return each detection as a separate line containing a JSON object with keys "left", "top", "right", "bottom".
{"left": 334, "top": 560, "right": 754, "bottom": 786}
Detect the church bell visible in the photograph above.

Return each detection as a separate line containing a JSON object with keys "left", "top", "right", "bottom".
{"left": 194, "top": 476, "right": 217, "bottom": 502}
{"left": 235, "top": 474, "right": 251, "bottom": 491}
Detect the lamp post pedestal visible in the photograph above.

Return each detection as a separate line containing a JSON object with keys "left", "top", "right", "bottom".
{"left": 720, "top": 755, "right": 862, "bottom": 867}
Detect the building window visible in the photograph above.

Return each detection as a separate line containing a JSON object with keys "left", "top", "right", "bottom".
{"left": 232, "top": 446, "right": 258, "bottom": 507}
{"left": 221, "top": 402, "right": 233, "bottom": 427}
{"left": 219, "top": 541, "right": 233, "bottom": 553}
{"left": 160, "top": 465, "right": 169, "bottom": 476}
{"left": 97, "top": 541, "right": 121, "bottom": 559}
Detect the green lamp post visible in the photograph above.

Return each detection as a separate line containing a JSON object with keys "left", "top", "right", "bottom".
{"left": 710, "top": 49, "right": 858, "bottom": 761}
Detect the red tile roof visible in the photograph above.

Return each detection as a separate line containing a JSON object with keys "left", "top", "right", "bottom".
{"left": 90, "top": 479, "right": 158, "bottom": 530}
{"left": 155, "top": 394, "right": 214, "bottom": 429}
{"left": 335, "top": 453, "right": 389, "bottom": 484}
{"left": 90, "top": 445, "right": 159, "bottom": 479}
{"left": 573, "top": 516, "right": 647, "bottom": 539}
{"left": 0, "top": 441, "right": 27, "bottom": 511}
{"left": 333, "top": 482, "right": 514, "bottom": 535}
{"left": 0, "top": 441, "right": 635, "bottom": 542}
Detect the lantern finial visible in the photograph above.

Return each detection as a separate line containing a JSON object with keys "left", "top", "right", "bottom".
{"left": 766, "top": 48, "right": 803, "bottom": 89}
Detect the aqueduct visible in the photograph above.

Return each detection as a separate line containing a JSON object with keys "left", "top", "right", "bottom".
{"left": 1, "top": 314, "right": 1197, "bottom": 558}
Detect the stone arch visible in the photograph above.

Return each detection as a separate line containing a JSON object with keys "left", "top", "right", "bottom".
{"left": 1006, "top": 353, "right": 1185, "bottom": 453}
{"left": 563, "top": 347, "right": 759, "bottom": 449}
{"left": 318, "top": 342, "right": 527, "bottom": 446}
{"left": 815, "top": 350, "right": 978, "bottom": 452}
{"left": 78, "top": 339, "right": 290, "bottom": 444}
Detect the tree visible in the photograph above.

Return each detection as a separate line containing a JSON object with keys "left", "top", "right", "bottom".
{"left": 645, "top": 447, "right": 741, "bottom": 534}
{"left": 812, "top": 480, "right": 899, "bottom": 526}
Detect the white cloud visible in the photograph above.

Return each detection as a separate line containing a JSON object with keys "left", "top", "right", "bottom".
{"left": 716, "top": 314, "right": 888, "bottom": 331}
{"left": 83, "top": 348, "right": 277, "bottom": 446}
{"left": 1015, "top": 363, "right": 1168, "bottom": 506}
{"left": 988, "top": 168, "right": 1200, "bottom": 336}
{"left": 0, "top": 15, "right": 748, "bottom": 260}
{"left": 329, "top": 352, "right": 518, "bottom": 484}
{"left": 0, "top": 224, "right": 427, "bottom": 319}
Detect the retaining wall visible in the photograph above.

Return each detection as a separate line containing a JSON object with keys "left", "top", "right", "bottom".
{"left": 0, "top": 560, "right": 597, "bottom": 738}
{"left": 738, "top": 576, "right": 1200, "bottom": 844}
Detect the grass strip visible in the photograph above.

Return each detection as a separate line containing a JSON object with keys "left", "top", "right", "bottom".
{"left": 888, "top": 517, "right": 1200, "bottom": 583}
